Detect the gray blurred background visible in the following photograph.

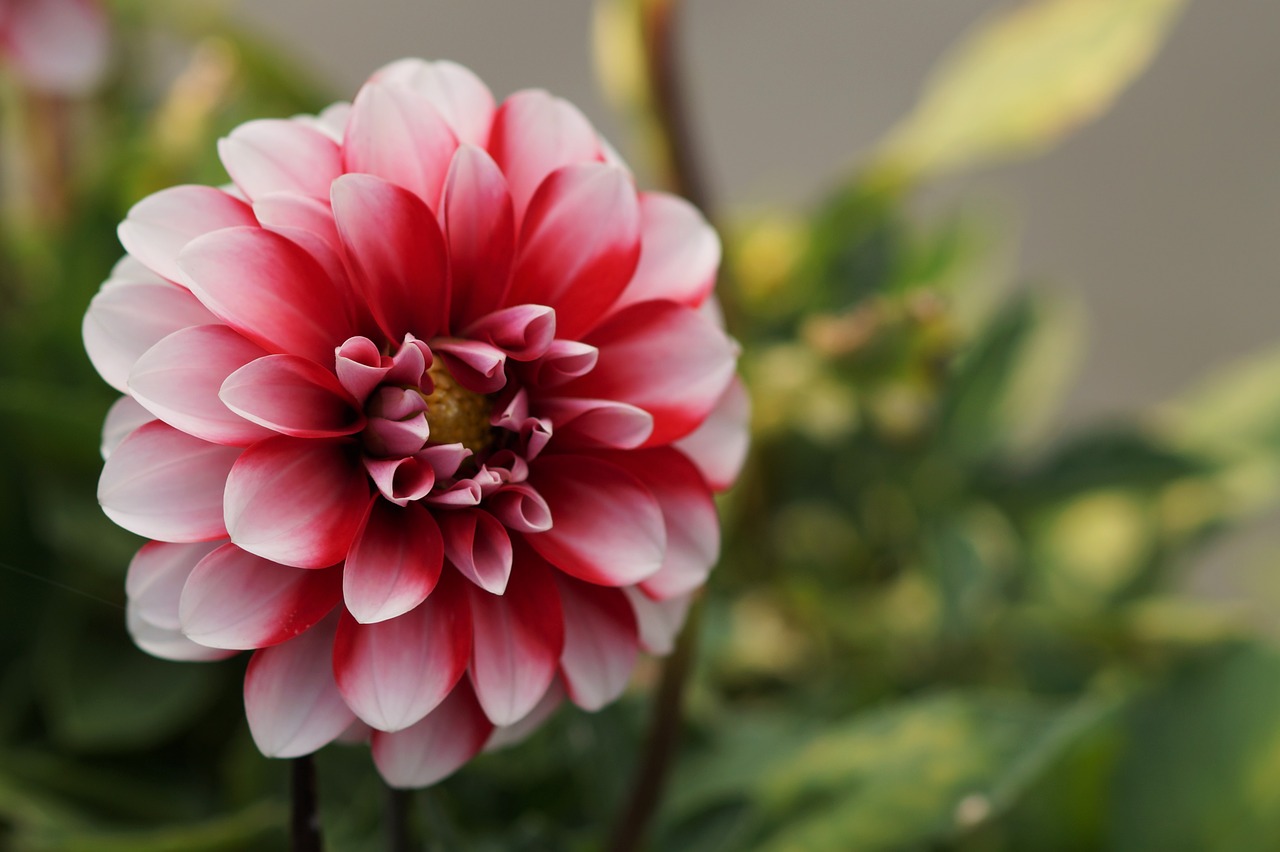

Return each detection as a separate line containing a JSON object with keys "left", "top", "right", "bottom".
{"left": 230, "top": 0, "right": 1280, "bottom": 429}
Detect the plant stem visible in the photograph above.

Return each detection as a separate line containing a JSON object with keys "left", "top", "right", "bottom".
{"left": 387, "top": 787, "right": 413, "bottom": 852}
{"left": 290, "top": 755, "right": 323, "bottom": 852}
{"left": 607, "top": 595, "right": 704, "bottom": 852}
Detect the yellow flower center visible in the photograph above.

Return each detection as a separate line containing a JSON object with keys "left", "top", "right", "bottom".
{"left": 422, "top": 361, "right": 494, "bottom": 454}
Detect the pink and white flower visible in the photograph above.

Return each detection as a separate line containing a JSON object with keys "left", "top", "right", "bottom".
{"left": 0, "top": 0, "right": 108, "bottom": 95}
{"left": 85, "top": 58, "right": 748, "bottom": 788}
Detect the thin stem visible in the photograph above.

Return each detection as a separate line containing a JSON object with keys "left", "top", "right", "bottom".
{"left": 640, "top": 0, "right": 710, "bottom": 213}
{"left": 607, "top": 595, "right": 704, "bottom": 852}
{"left": 387, "top": 787, "right": 413, "bottom": 852}
{"left": 290, "top": 755, "right": 323, "bottom": 852}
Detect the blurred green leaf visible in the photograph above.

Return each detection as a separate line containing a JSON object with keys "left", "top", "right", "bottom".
{"left": 870, "top": 0, "right": 1186, "bottom": 183}
{"left": 11, "top": 801, "right": 283, "bottom": 852}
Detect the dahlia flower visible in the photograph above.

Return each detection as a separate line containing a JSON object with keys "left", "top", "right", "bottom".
{"left": 0, "top": 0, "right": 108, "bottom": 95}
{"left": 84, "top": 58, "right": 748, "bottom": 787}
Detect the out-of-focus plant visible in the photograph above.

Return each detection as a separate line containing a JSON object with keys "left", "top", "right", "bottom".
{"left": 9, "top": 0, "right": 1280, "bottom": 849}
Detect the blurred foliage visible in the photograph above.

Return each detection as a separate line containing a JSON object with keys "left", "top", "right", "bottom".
{"left": 8, "top": 0, "right": 1280, "bottom": 850}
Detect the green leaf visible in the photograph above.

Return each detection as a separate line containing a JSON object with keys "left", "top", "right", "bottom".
{"left": 11, "top": 801, "right": 284, "bottom": 852}
{"left": 1110, "top": 645, "right": 1280, "bottom": 852}
{"left": 870, "top": 0, "right": 1187, "bottom": 183}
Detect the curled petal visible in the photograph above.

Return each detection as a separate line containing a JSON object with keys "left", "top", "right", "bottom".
{"left": 342, "top": 82, "right": 459, "bottom": 210}
{"left": 118, "top": 186, "right": 256, "bottom": 283}
{"left": 526, "top": 340, "right": 598, "bottom": 389}
{"left": 245, "top": 614, "right": 356, "bottom": 757}
{"left": 487, "top": 484, "right": 552, "bottom": 534}
{"left": 220, "top": 354, "right": 363, "bottom": 438}
{"left": 218, "top": 119, "right": 343, "bottom": 201}
{"left": 431, "top": 339, "right": 507, "bottom": 394}
{"left": 363, "top": 455, "right": 435, "bottom": 506}
{"left": 224, "top": 437, "right": 368, "bottom": 569}
{"left": 99, "top": 422, "right": 240, "bottom": 543}
{"left": 439, "top": 510, "right": 513, "bottom": 595}
{"left": 343, "top": 499, "right": 444, "bottom": 624}
{"left": 334, "top": 573, "right": 471, "bottom": 731}
{"left": 466, "top": 550, "right": 564, "bottom": 726}
{"left": 179, "top": 544, "right": 342, "bottom": 649}
{"left": 536, "top": 398, "right": 653, "bottom": 450}
{"left": 554, "top": 574, "right": 639, "bottom": 711}
{"left": 462, "top": 304, "right": 554, "bottom": 362}
{"left": 525, "top": 454, "right": 665, "bottom": 586}
{"left": 371, "top": 680, "right": 493, "bottom": 789}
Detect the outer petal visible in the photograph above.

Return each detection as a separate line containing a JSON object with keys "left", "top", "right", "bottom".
{"left": 342, "top": 499, "right": 444, "bottom": 624}
{"left": 466, "top": 550, "right": 564, "bottom": 726}
{"left": 220, "top": 354, "right": 363, "bottom": 439}
{"left": 612, "top": 192, "right": 720, "bottom": 312}
{"left": 128, "top": 325, "right": 274, "bottom": 446}
{"left": 98, "top": 422, "right": 240, "bottom": 542}
{"left": 623, "top": 588, "right": 693, "bottom": 655}
{"left": 101, "top": 396, "right": 155, "bottom": 460}
{"left": 333, "top": 573, "right": 471, "bottom": 732}
{"left": 371, "top": 680, "right": 492, "bottom": 789}
{"left": 525, "top": 454, "right": 665, "bottom": 586}
{"left": 179, "top": 544, "right": 342, "bottom": 649}
{"left": 224, "top": 437, "right": 368, "bottom": 569}
{"left": 177, "top": 227, "right": 356, "bottom": 365}
{"left": 245, "top": 614, "right": 356, "bottom": 758}
{"left": 342, "top": 82, "right": 459, "bottom": 210}
{"left": 488, "top": 89, "right": 603, "bottom": 219}
{"left": 441, "top": 145, "right": 515, "bottom": 329}
{"left": 117, "top": 186, "right": 257, "bottom": 283}
{"left": 439, "top": 509, "right": 512, "bottom": 595}
{"left": 508, "top": 163, "right": 640, "bottom": 339}
{"left": 371, "top": 59, "right": 496, "bottom": 146}
{"left": 603, "top": 448, "right": 720, "bottom": 600}
{"left": 218, "top": 119, "right": 343, "bottom": 201}
{"left": 672, "top": 375, "right": 749, "bottom": 492}
{"left": 331, "top": 173, "right": 450, "bottom": 342}
{"left": 554, "top": 574, "right": 639, "bottom": 711}
{"left": 572, "top": 300, "right": 737, "bottom": 446}
{"left": 126, "top": 607, "right": 236, "bottom": 662}
{"left": 83, "top": 273, "right": 219, "bottom": 393}
{"left": 126, "top": 540, "right": 224, "bottom": 631}
{"left": 483, "top": 679, "right": 564, "bottom": 752}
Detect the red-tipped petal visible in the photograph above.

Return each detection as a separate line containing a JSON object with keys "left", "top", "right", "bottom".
{"left": 224, "top": 437, "right": 368, "bottom": 569}
{"left": 179, "top": 544, "right": 342, "bottom": 649}
{"left": 371, "top": 680, "right": 492, "bottom": 788}
{"left": 441, "top": 145, "right": 515, "bottom": 328}
{"left": 342, "top": 82, "right": 459, "bottom": 210}
{"left": 126, "top": 540, "right": 224, "bottom": 631}
{"left": 245, "top": 614, "right": 356, "bottom": 757}
{"left": 525, "top": 454, "right": 665, "bottom": 586}
{"left": 488, "top": 89, "right": 602, "bottom": 220}
{"left": 508, "top": 163, "right": 640, "bottom": 339}
{"left": 220, "top": 354, "right": 363, "bottom": 438}
{"left": 466, "top": 551, "right": 564, "bottom": 725}
{"left": 343, "top": 499, "right": 444, "bottom": 624}
{"left": 99, "top": 422, "right": 240, "bottom": 542}
{"left": 554, "top": 574, "right": 638, "bottom": 711}
{"left": 333, "top": 573, "right": 471, "bottom": 732}
{"left": 118, "top": 185, "right": 256, "bottom": 283}
{"left": 536, "top": 398, "right": 654, "bottom": 450}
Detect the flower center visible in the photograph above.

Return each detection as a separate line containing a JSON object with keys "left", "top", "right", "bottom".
{"left": 423, "top": 360, "right": 494, "bottom": 455}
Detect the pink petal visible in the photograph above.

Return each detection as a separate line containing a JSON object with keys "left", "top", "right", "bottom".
{"left": 572, "top": 300, "right": 737, "bottom": 446}
{"left": 220, "top": 354, "right": 363, "bottom": 439}
{"left": 244, "top": 613, "right": 356, "bottom": 757}
{"left": 673, "top": 375, "right": 750, "bottom": 492}
{"left": 126, "top": 539, "right": 224, "bottom": 631}
{"left": 508, "top": 163, "right": 641, "bottom": 339}
{"left": 487, "top": 484, "right": 552, "bottom": 534}
{"left": 554, "top": 574, "right": 638, "bottom": 711}
{"left": 623, "top": 587, "right": 693, "bottom": 655}
{"left": 363, "top": 455, "right": 435, "bottom": 506}
{"left": 333, "top": 573, "right": 471, "bottom": 731}
{"left": 224, "top": 437, "right": 368, "bottom": 569}
{"left": 488, "top": 90, "right": 603, "bottom": 220}
{"left": 525, "top": 454, "right": 665, "bottom": 586}
{"left": 83, "top": 273, "right": 218, "bottom": 393}
{"left": 177, "top": 227, "right": 356, "bottom": 365}
{"left": 536, "top": 398, "right": 653, "bottom": 450}
{"left": 463, "top": 304, "right": 554, "bottom": 361}
{"left": 431, "top": 339, "right": 507, "bottom": 394}
{"left": 118, "top": 186, "right": 256, "bottom": 283}
{"left": 98, "top": 422, "right": 240, "bottom": 542}
{"left": 612, "top": 192, "right": 720, "bottom": 312}
{"left": 2, "top": 0, "right": 108, "bottom": 95}
{"left": 343, "top": 499, "right": 444, "bottom": 624}
{"left": 466, "top": 550, "right": 564, "bottom": 725}
{"left": 342, "top": 82, "right": 459, "bottom": 210}
{"left": 252, "top": 191, "right": 340, "bottom": 248}
{"left": 128, "top": 325, "right": 274, "bottom": 446}
{"left": 218, "top": 119, "right": 343, "bottom": 201}
{"left": 101, "top": 396, "right": 154, "bottom": 460}
{"left": 441, "top": 145, "right": 515, "bottom": 329}
{"left": 371, "top": 59, "right": 496, "bottom": 146}
{"left": 179, "top": 544, "right": 342, "bottom": 649}
{"left": 126, "top": 606, "right": 236, "bottom": 662}
{"left": 371, "top": 680, "right": 492, "bottom": 788}
{"left": 439, "top": 509, "right": 512, "bottom": 595}
{"left": 526, "top": 340, "right": 599, "bottom": 389}
{"left": 331, "top": 173, "right": 449, "bottom": 342}
{"left": 483, "top": 679, "right": 563, "bottom": 753}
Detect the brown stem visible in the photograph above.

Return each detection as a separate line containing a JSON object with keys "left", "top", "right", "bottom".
{"left": 607, "top": 595, "right": 704, "bottom": 852}
{"left": 290, "top": 755, "right": 323, "bottom": 852}
{"left": 641, "top": 0, "right": 710, "bottom": 213}
{"left": 387, "top": 786, "right": 413, "bottom": 852}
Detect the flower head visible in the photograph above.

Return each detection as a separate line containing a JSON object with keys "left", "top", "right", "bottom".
{"left": 0, "top": 0, "right": 108, "bottom": 95}
{"left": 85, "top": 58, "right": 748, "bottom": 787}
